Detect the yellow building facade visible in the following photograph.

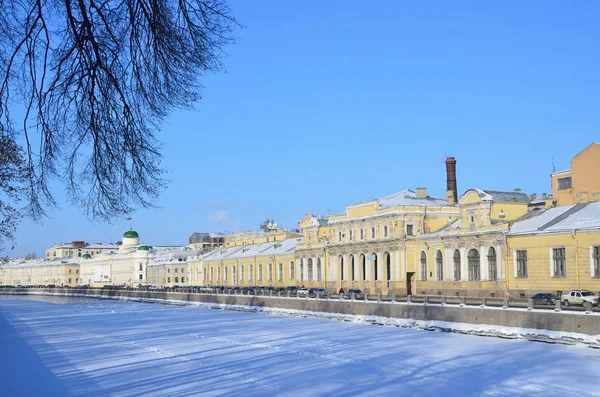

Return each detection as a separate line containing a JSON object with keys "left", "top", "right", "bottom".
{"left": 1, "top": 258, "right": 80, "bottom": 287}
{"left": 192, "top": 233, "right": 300, "bottom": 288}
{"left": 551, "top": 142, "right": 600, "bottom": 206}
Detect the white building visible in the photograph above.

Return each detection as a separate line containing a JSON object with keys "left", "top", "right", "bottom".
{"left": 80, "top": 229, "right": 151, "bottom": 287}
{"left": 146, "top": 250, "right": 201, "bottom": 287}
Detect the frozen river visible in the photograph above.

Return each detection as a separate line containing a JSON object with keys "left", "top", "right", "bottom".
{"left": 1, "top": 295, "right": 600, "bottom": 396}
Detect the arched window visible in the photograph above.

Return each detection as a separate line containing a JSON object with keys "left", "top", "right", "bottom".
{"left": 350, "top": 255, "right": 355, "bottom": 281}
{"left": 468, "top": 249, "right": 480, "bottom": 281}
{"left": 316, "top": 258, "right": 322, "bottom": 281}
{"left": 453, "top": 250, "right": 461, "bottom": 281}
{"left": 339, "top": 256, "right": 344, "bottom": 281}
{"left": 307, "top": 259, "right": 313, "bottom": 281}
{"left": 488, "top": 247, "right": 497, "bottom": 281}
{"left": 420, "top": 251, "right": 427, "bottom": 281}
{"left": 361, "top": 255, "right": 366, "bottom": 281}
{"left": 436, "top": 250, "right": 443, "bottom": 281}
{"left": 385, "top": 252, "right": 391, "bottom": 282}
{"left": 372, "top": 253, "right": 378, "bottom": 281}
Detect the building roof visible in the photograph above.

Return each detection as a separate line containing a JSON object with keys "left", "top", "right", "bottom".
{"left": 378, "top": 189, "right": 448, "bottom": 208}
{"left": 147, "top": 250, "right": 200, "bottom": 267}
{"left": 509, "top": 202, "right": 600, "bottom": 235}
{"left": 3, "top": 258, "right": 80, "bottom": 269}
{"left": 202, "top": 238, "right": 300, "bottom": 262}
{"left": 123, "top": 230, "right": 139, "bottom": 238}
{"left": 472, "top": 189, "right": 530, "bottom": 204}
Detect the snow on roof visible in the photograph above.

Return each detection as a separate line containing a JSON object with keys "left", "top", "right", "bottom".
{"left": 379, "top": 189, "right": 448, "bottom": 208}
{"left": 471, "top": 189, "right": 530, "bottom": 203}
{"left": 509, "top": 203, "right": 600, "bottom": 234}
{"left": 417, "top": 219, "right": 463, "bottom": 239}
{"left": 201, "top": 238, "right": 300, "bottom": 261}
{"left": 3, "top": 258, "right": 80, "bottom": 269}
{"left": 147, "top": 250, "right": 200, "bottom": 267}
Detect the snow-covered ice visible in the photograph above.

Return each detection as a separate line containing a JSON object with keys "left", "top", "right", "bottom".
{"left": 1, "top": 295, "right": 600, "bottom": 397}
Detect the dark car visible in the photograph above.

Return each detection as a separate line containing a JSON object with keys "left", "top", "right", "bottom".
{"left": 531, "top": 293, "right": 557, "bottom": 305}
{"left": 308, "top": 288, "right": 327, "bottom": 296}
{"left": 347, "top": 288, "right": 363, "bottom": 295}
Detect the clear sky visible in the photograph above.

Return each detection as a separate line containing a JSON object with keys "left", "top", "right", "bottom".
{"left": 9, "top": 0, "right": 600, "bottom": 257}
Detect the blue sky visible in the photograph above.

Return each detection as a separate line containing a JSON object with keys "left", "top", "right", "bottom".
{"left": 9, "top": 0, "right": 600, "bottom": 257}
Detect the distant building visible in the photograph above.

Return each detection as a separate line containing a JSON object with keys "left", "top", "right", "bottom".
{"left": 45, "top": 241, "right": 118, "bottom": 259}
{"left": 0, "top": 258, "right": 80, "bottom": 287}
{"left": 188, "top": 232, "right": 226, "bottom": 253}
{"left": 551, "top": 142, "right": 600, "bottom": 206}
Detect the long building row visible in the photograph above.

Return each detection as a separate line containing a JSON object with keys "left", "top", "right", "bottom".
{"left": 2, "top": 143, "right": 600, "bottom": 298}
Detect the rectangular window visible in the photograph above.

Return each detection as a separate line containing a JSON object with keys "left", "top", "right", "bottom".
{"left": 338, "top": 231, "right": 342, "bottom": 242}
{"left": 258, "top": 264, "right": 263, "bottom": 281}
{"left": 168, "top": 277, "right": 171, "bottom": 283}
{"left": 241, "top": 265, "right": 245, "bottom": 281}
{"left": 406, "top": 224, "right": 414, "bottom": 236}
{"left": 175, "top": 268, "right": 178, "bottom": 273}
{"left": 225, "top": 267, "right": 228, "bottom": 281}
{"left": 217, "top": 268, "right": 220, "bottom": 282}
{"left": 552, "top": 247, "right": 566, "bottom": 277}
{"left": 349, "top": 230, "right": 353, "bottom": 241}
{"left": 278, "top": 263, "right": 283, "bottom": 281}
{"left": 203, "top": 271, "right": 207, "bottom": 282}
{"left": 557, "top": 176, "right": 572, "bottom": 190}
{"left": 593, "top": 246, "right": 600, "bottom": 277}
{"left": 168, "top": 268, "right": 171, "bottom": 273}
{"left": 371, "top": 227, "right": 375, "bottom": 239}
{"left": 249, "top": 264, "right": 253, "bottom": 281}
{"left": 516, "top": 250, "right": 528, "bottom": 277}
{"left": 384, "top": 226, "right": 388, "bottom": 237}
{"left": 181, "top": 277, "right": 185, "bottom": 283}
{"left": 68, "top": 278, "right": 72, "bottom": 283}
{"left": 139, "top": 274, "right": 143, "bottom": 280}
{"left": 360, "top": 229, "right": 364, "bottom": 240}
{"left": 268, "top": 263, "right": 273, "bottom": 281}
{"left": 290, "top": 262, "right": 295, "bottom": 279}
{"left": 181, "top": 268, "right": 185, "bottom": 273}
{"left": 139, "top": 264, "right": 143, "bottom": 271}
{"left": 69, "top": 269, "right": 72, "bottom": 274}
{"left": 175, "top": 277, "right": 179, "bottom": 283}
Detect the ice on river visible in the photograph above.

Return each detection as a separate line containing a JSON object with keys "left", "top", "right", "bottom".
{"left": 1, "top": 295, "right": 600, "bottom": 397}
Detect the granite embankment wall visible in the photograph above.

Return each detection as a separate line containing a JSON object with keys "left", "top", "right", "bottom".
{"left": 3, "top": 288, "right": 600, "bottom": 335}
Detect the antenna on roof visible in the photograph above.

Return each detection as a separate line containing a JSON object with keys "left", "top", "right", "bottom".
{"left": 552, "top": 157, "right": 556, "bottom": 173}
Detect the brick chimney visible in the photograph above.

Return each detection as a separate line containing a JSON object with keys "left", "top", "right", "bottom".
{"left": 445, "top": 157, "right": 457, "bottom": 206}
{"left": 416, "top": 187, "right": 427, "bottom": 199}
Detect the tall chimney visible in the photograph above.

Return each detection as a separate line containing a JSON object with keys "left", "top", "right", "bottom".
{"left": 446, "top": 157, "right": 457, "bottom": 206}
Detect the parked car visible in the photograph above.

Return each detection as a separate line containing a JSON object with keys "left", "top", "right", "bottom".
{"left": 308, "top": 288, "right": 327, "bottom": 296}
{"left": 561, "top": 290, "right": 599, "bottom": 307}
{"left": 347, "top": 288, "right": 363, "bottom": 295}
{"left": 530, "top": 293, "right": 557, "bottom": 305}
{"left": 285, "top": 286, "right": 298, "bottom": 293}
{"left": 297, "top": 287, "right": 309, "bottom": 295}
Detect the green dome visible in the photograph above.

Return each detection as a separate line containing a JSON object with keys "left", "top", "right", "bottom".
{"left": 137, "top": 245, "right": 150, "bottom": 251}
{"left": 82, "top": 253, "right": 91, "bottom": 259}
{"left": 123, "top": 230, "right": 139, "bottom": 238}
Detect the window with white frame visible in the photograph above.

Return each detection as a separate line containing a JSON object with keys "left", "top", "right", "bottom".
{"left": 300, "top": 260, "right": 304, "bottom": 281}
{"left": 420, "top": 252, "right": 427, "bottom": 280}
{"left": 317, "top": 258, "right": 322, "bottom": 281}
{"left": 435, "top": 250, "right": 443, "bottom": 281}
{"left": 516, "top": 250, "right": 528, "bottom": 277}
{"left": 241, "top": 265, "right": 245, "bottom": 281}
{"left": 468, "top": 249, "right": 480, "bottom": 281}
{"left": 453, "top": 250, "right": 461, "bottom": 281}
{"left": 249, "top": 264, "right": 253, "bottom": 281}
{"left": 371, "top": 227, "right": 375, "bottom": 239}
{"left": 307, "top": 259, "right": 313, "bottom": 281}
{"left": 217, "top": 268, "right": 220, "bottom": 282}
{"left": 278, "top": 263, "right": 283, "bottom": 281}
{"left": 488, "top": 247, "right": 497, "bottom": 281}
{"left": 290, "top": 262, "right": 295, "bottom": 279}
{"left": 552, "top": 247, "right": 566, "bottom": 277}
{"left": 406, "top": 224, "right": 414, "bottom": 236}
{"left": 557, "top": 176, "right": 572, "bottom": 190}
{"left": 593, "top": 246, "right": 600, "bottom": 277}
{"left": 258, "top": 264, "right": 263, "bottom": 281}
{"left": 384, "top": 226, "right": 388, "bottom": 237}
{"left": 360, "top": 229, "right": 364, "bottom": 240}
{"left": 224, "top": 266, "right": 228, "bottom": 281}
{"left": 268, "top": 263, "right": 273, "bottom": 281}
{"left": 349, "top": 230, "right": 353, "bottom": 241}
{"left": 338, "top": 231, "right": 342, "bottom": 242}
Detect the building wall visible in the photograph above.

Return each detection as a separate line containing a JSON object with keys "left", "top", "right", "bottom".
{"left": 507, "top": 231, "right": 600, "bottom": 297}
{"left": 0, "top": 263, "right": 80, "bottom": 286}
{"left": 551, "top": 143, "right": 600, "bottom": 206}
